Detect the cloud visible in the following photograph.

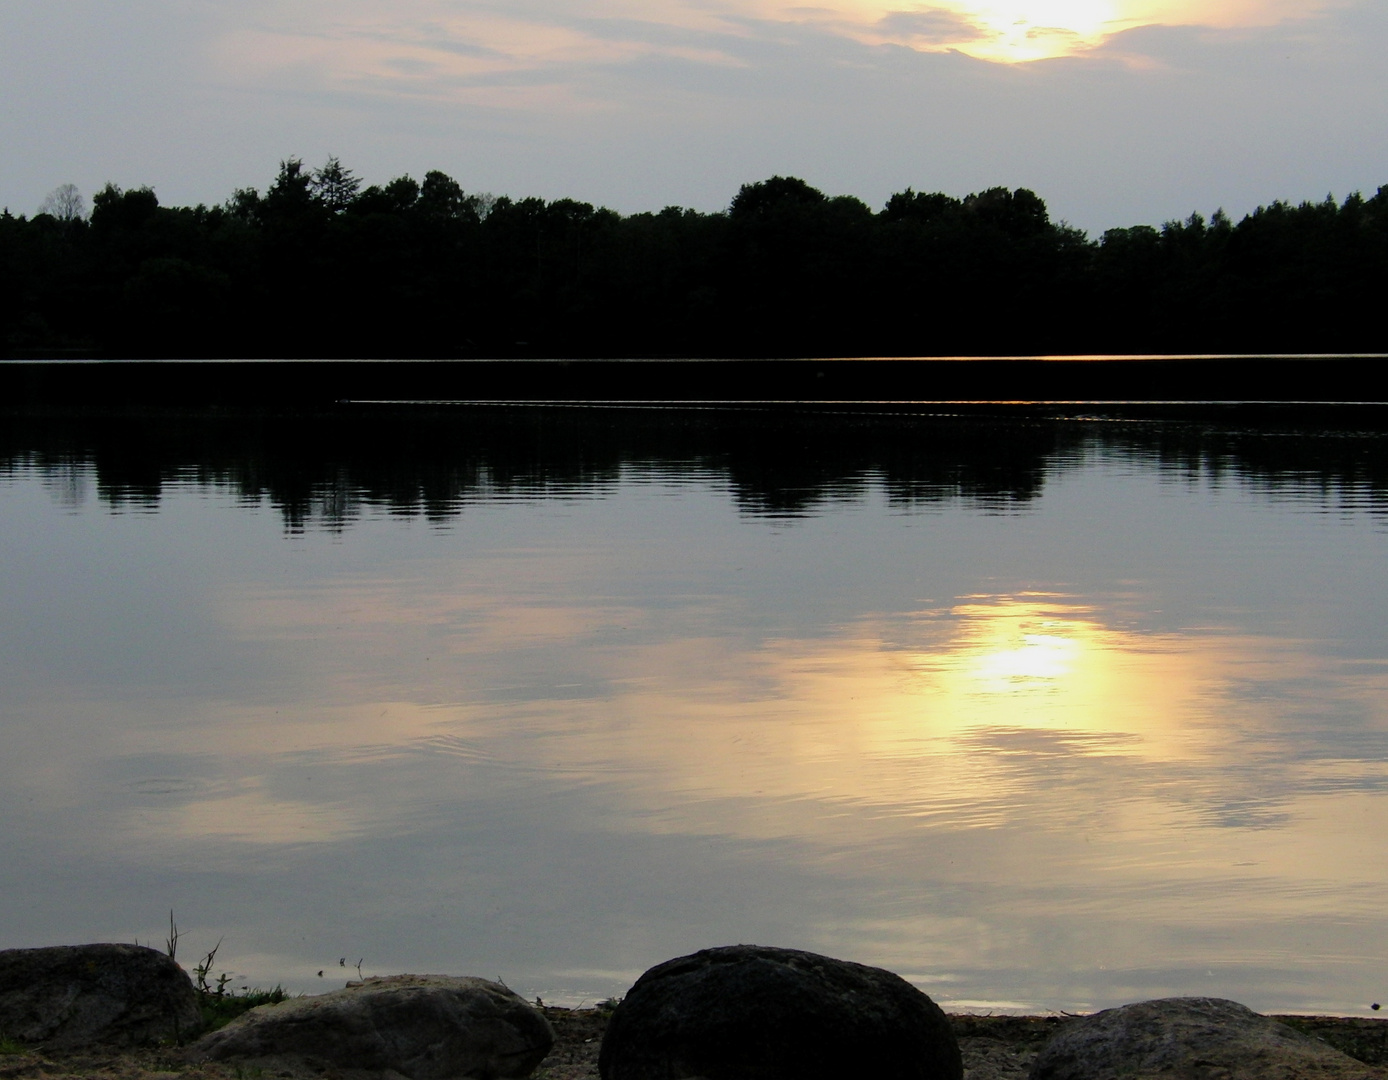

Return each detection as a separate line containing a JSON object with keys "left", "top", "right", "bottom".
{"left": 875, "top": 8, "right": 983, "bottom": 43}
{"left": 200, "top": 0, "right": 1361, "bottom": 119}
{"left": 205, "top": 0, "right": 756, "bottom": 117}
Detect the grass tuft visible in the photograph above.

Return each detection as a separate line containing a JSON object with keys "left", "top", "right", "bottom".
{"left": 199, "top": 985, "right": 291, "bottom": 1032}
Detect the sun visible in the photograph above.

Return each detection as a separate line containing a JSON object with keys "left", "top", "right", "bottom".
{"left": 864, "top": 0, "right": 1134, "bottom": 62}
{"left": 841, "top": 0, "right": 1329, "bottom": 63}
{"left": 967, "top": 0, "right": 1121, "bottom": 59}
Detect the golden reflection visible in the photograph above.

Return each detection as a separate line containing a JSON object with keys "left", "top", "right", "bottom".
{"left": 132, "top": 585, "right": 1384, "bottom": 856}
{"left": 462, "top": 592, "right": 1321, "bottom": 844}
{"left": 885, "top": 594, "right": 1237, "bottom": 757}
{"left": 961, "top": 622, "right": 1082, "bottom": 689}
{"left": 565, "top": 588, "right": 1381, "bottom": 867}
{"left": 170, "top": 786, "right": 369, "bottom": 844}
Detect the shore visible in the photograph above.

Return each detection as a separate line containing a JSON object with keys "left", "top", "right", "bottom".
{"left": 3, "top": 1008, "right": 1385, "bottom": 1080}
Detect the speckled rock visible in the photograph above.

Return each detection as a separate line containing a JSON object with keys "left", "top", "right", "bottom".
{"left": 598, "top": 944, "right": 962, "bottom": 1080}
{"left": 191, "top": 974, "right": 553, "bottom": 1079}
{"left": 0, "top": 943, "right": 200, "bottom": 1048}
{"left": 1030, "top": 996, "right": 1384, "bottom": 1080}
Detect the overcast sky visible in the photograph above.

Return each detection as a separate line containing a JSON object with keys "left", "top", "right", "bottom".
{"left": 2, "top": 0, "right": 1384, "bottom": 233}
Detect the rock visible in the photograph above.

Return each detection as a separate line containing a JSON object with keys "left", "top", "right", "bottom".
{"left": 191, "top": 974, "right": 554, "bottom": 1080}
{"left": 598, "top": 944, "right": 962, "bottom": 1080}
{"left": 953, "top": 1015, "right": 1072, "bottom": 1080}
{"left": 1029, "top": 996, "right": 1384, "bottom": 1080}
{"left": 0, "top": 943, "right": 200, "bottom": 1048}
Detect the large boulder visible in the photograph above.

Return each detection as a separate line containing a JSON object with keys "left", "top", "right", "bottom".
{"left": 191, "top": 974, "right": 554, "bottom": 1080}
{"left": 1030, "top": 996, "right": 1383, "bottom": 1080}
{"left": 0, "top": 943, "right": 200, "bottom": 1048}
{"left": 598, "top": 944, "right": 962, "bottom": 1080}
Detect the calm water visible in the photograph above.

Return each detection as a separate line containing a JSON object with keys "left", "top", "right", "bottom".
{"left": 2, "top": 405, "right": 1387, "bottom": 1014}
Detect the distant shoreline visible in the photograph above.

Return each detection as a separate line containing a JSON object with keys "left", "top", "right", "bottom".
{"left": 4, "top": 355, "right": 1388, "bottom": 409}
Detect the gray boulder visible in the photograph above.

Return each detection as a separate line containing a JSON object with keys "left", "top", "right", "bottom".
{"left": 1030, "top": 996, "right": 1383, "bottom": 1080}
{"left": 598, "top": 944, "right": 962, "bottom": 1080}
{"left": 191, "top": 974, "right": 554, "bottom": 1080}
{"left": 0, "top": 943, "right": 200, "bottom": 1048}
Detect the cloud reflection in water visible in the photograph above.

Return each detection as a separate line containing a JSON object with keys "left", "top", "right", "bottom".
{"left": 99, "top": 580, "right": 1388, "bottom": 1011}
{"left": 2, "top": 416, "right": 1387, "bottom": 1015}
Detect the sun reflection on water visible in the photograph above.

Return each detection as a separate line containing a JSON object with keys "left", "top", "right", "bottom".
{"left": 962, "top": 620, "right": 1083, "bottom": 691}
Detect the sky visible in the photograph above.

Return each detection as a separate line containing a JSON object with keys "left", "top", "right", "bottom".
{"left": 2, "top": 0, "right": 1385, "bottom": 233}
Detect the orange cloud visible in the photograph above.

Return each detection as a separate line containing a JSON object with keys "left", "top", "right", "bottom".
{"left": 207, "top": 0, "right": 1349, "bottom": 109}
{"left": 856, "top": 0, "right": 1345, "bottom": 60}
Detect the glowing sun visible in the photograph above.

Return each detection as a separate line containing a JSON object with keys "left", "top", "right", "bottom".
{"left": 963, "top": 0, "right": 1121, "bottom": 59}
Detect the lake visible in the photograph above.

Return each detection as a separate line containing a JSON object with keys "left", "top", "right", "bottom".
{"left": 2, "top": 403, "right": 1387, "bottom": 1014}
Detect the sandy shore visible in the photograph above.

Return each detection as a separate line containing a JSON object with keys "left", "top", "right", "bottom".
{"left": 2, "top": 1009, "right": 1384, "bottom": 1080}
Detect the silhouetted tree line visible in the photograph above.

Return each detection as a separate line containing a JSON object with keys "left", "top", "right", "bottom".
{"left": 3, "top": 159, "right": 1387, "bottom": 358}
{"left": 3, "top": 405, "right": 1384, "bottom": 529}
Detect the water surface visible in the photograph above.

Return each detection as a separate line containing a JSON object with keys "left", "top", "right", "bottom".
{"left": 2, "top": 406, "right": 1386, "bottom": 1013}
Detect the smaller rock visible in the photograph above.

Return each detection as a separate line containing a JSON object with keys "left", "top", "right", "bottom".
{"left": 0, "top": 943, "right": 201, "bottom": 1049}
{"left": 1030, "top": 996, "right": 1384, "bottom": 1080}
{"left": 190, "top": 974, "right": 554, "bottom": 1080}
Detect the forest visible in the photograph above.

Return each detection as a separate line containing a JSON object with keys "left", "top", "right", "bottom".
{"left": 2, "top": 159, "right": 1386, "bottom": 358}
